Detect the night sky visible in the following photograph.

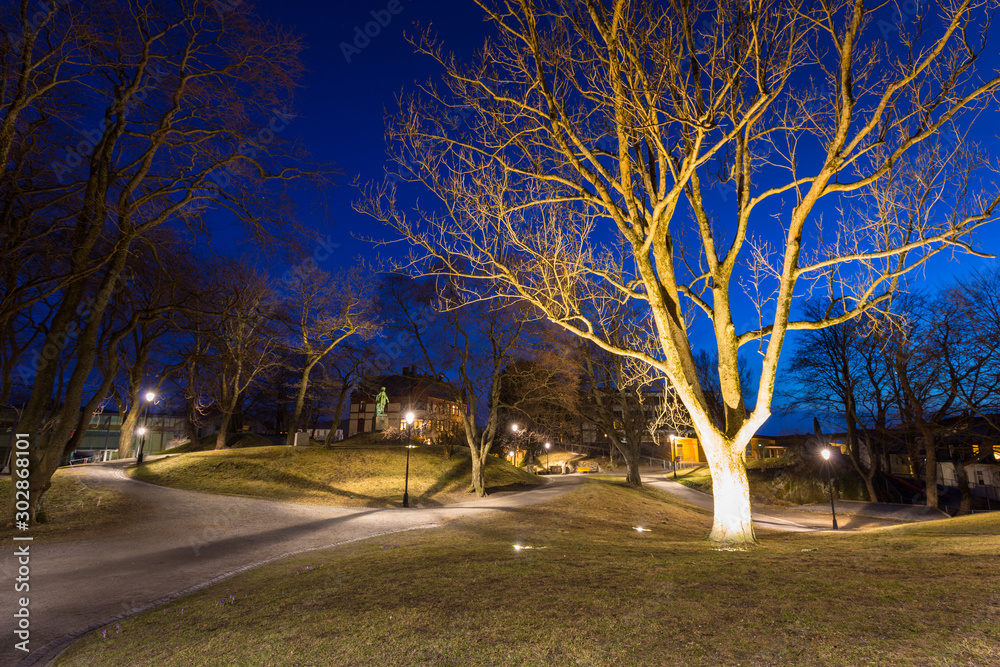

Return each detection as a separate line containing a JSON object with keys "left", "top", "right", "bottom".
{"left": 251, "top": 1, "right": 1000, "bottom": 434}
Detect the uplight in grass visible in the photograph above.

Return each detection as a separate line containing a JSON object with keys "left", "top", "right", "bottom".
{"left": 513, "top": 544, "right": 534, "bottom": 551}
{"left": 634, "top": 526, "right": 650, "bottom": 533}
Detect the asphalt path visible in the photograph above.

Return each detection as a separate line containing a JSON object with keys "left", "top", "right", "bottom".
{"left": 644, "top": 477, "right": 910, "bottom": 532}
{"left": 3, "top": 464, "right": 905, "bottom": 666}
{"left": 2, "top": 461, "right": 581, "bottom": 666}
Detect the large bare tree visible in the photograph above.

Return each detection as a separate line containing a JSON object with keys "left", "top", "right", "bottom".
{"left": 364, "top": 0, "right": 1000, "bottom": 544}
{"left": 12, "top": 0, "right": 313, "bottom": 521}
{"left": 283, "top": 267, "right": 379, "bottom": 445}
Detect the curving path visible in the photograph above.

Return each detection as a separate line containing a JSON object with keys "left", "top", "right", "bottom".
{"left": 2, "top": 460, "right": 580, "bottom": 666}
{"left": 3, "top": 464, "right": 900, "bottom": 666}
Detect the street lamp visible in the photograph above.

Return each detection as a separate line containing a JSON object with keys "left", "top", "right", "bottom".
{"left": 402, "top": 412, "right": 414, "bottom": 508}
{"left": 136, "top": 427, "right": 147, "bottom": 464}
{"left": 669, "top": 434, "right": 678, "bottom": 479}
{"left": 136, "top": 391, "right": 155, "bottom": 464}
{"left": 821, "top": 448, "right": 839, "bottom": 530}
{"left": 510, "top": 424, "right": 519, "bottom": 465}
{"left": 544, "top": 442, "right": 550, "bottom": 472}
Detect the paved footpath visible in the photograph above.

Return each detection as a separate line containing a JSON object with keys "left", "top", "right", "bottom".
{"left": 2, "top": 461, "right": 581, "bottom": 666}
{"left": 3, "top": 465, "right": 920, "bottom": 665}
{"left": 645, "top": 476, "right": 931, "bottom": 531}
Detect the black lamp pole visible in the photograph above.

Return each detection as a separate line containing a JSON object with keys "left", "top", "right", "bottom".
{"left": 403, "top": 412, "right": 414, "bottom": 508}
{"left": 136, "top": 392, "right": 154, "bottom": 465}
{"left": 823, "top": 449, "right": 839, "bottom": 530}
{"left": 671, "top": 436, "right": 678, "bottom": 480}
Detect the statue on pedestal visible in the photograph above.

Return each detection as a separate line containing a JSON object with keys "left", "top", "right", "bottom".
{"left": 374, "top": 387, "right": 389, "bottom": 431}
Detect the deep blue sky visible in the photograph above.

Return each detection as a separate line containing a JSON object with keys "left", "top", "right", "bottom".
{"left": 253, "top": 1, "right": 1000, "bottom": 434}
{"left": 254, "top": 0, "right": 487, "bottom": 265}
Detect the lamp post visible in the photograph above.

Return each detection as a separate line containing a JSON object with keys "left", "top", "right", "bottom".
{"left": 136, "top": 427, "right": 147, "bottom": 464}
{"left": 821, "top": 448, "right": 839, "bottom": 530}
{"left": 511, "top": 423, "right": 519, "bottom": 466}
{"left": 403, "top": 412, "right": 414, "bottom": 508}
{"left": 669, "top": 434, "right": 678, "bottom": 479}
{"left": 544, "top": 442, "right": 550, "bottom": 473}
{"left": 136, "top": 391, "right": 155, "bottom": 464}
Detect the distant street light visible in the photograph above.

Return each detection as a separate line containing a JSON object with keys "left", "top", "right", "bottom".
{"left": 545, "top": 442, "right": 550, "bottom": 472}
{"left": 510, "top": 423, "right": 519, "bottom": 465}
{"left": 403, "top": 412, "right": 415, "bottom": 508}
{"left": 136, "top": 391, "right": 156, "bottom": 464}
{"left": 821, "top": 448, "right": 839, "bottom": 530}
{"left": 669, "top": 434, "right": 678, "bottom": 479}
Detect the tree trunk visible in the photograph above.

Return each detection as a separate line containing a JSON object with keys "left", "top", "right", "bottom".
{"left": 470, "top": 448, "right": 487, "bottom": 496}
{"left": 185, "top": 412, "right": 201, "bottom": 450}
{"left": 215, "top": 411, "right": 233, "bottom": 450}
{"left": 286, "top": 363, "right": 314, "bottom": 446}
{"left": 118, "top": 403, "right": 140, "bottom": 459}
{"left": 22, "top": 247, "right": 128, "bottom": 522}
{"left": 921, "top": 427, "right": 939, "bottom": 508}
{"left": 324, "top": 384, "right": 350, "bottom": 446}
{"left": 859, "top": 442, "right": 880, "bottom": 503}
{"left": 702, "top": 432, "right": 756, "bottom": 545}
{"left": 955, "top": 456, "right": 972, "bottom": 516}
{"left": 613, "top": 437, "right": 642, "bottom": 487}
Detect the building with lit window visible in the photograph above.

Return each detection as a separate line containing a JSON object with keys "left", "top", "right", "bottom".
{"left": 348, "top": 367, "right": 462, "bottom": 442}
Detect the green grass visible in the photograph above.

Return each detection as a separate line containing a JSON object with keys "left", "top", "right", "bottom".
{"left": 56, "top": 479, "right": 1000, "bottom": 666}
{"left": 159, "top": 432, "right": 275, "bottom": 455}
{"left": 0, "top": 468, "right": 148, "bottom": 541}
{"left": 132, "top": 440, "right": 542, "bottom": 507}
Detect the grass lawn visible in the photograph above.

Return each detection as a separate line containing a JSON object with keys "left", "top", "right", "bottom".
{"left": 131, "top": 440, "right": 542, "bottom": 507}
{"left": 57, "top": 479, "right": 1000, "bottom": 666}
{"left": 0, "top": 467, "right": 147, "bottom": 541}
{"left": 159, "top": 432, "right": 276, "bottom": 454}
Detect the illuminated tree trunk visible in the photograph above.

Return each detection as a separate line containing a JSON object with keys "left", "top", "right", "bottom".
{"left": 702, "top": 432, "right": 755, "bottom": 545}
{"left": 470, "top": 450, "right": 486, "bottom": 496}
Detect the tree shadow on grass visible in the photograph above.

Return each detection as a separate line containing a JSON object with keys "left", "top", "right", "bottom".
{"left": 151, "top": 459, "right": 389, "bottom": 505}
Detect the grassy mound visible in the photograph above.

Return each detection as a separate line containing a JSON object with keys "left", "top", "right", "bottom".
{"left": 0, "top": 468, "right": 148, "bottom": 541}
{"left": 132, "top": 443, "right": 541, "bottom": 507}
{"left": 159, "top": 432, "right": 276, "bottom": 455}
{"left": 58, "top": 479, "right": 1000, "bottom": 666}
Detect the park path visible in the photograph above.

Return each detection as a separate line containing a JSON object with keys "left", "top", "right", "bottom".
{"left": 2, "top": 461, "right": 579, "bottom": 666}
{"left": 3, "top": 465, "right": 913, "bottom": 666}
{"left": 645, "top": 477, "right": 928, "bottom": 531}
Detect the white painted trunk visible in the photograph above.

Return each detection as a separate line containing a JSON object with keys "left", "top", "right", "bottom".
{"left": 702, "top": 431, "right": 755, "bottom": 545}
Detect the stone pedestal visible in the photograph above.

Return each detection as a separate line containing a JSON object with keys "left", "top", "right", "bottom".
{"left": 374, "top": 415, "right": 387, "bottom": 432}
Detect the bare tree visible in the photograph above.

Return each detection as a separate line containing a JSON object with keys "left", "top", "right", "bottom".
{"left": 381, "top": 276, "right": 527, "bottom": 496}
{"left": 14, "top": 0, "right": 315, "bottom": 521}
{"left": 786, "top": 305, "right": 891, "bottom": 502}
{"left": 282, "top": 267, "right": 379, "bottom": 445}
{"left": 203, "top": 263, "right": 283, "bottom": 450}
{"left": 364, "top": 0, "right": 1000, "bottom": 544}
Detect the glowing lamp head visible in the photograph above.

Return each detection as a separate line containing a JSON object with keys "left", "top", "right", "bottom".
{"left": 545, "top": 442, "right": 550, "bottom": 450}
{"left": 405, "top": 412, "right": 414, "bottom": 425}
{"left": 511, "top": 424, "right": 518, "bottom": 432}
{"left": 145, "top": 391, "right": 155, "bottom": 402}
{"left": 137, "top": 427, "right": 147, "bottom": 436}
{"left": 821, "top": 449, "right": 831, "bottom": 460}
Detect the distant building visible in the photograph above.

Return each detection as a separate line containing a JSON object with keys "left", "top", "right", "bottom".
{"left": 348, "top": 367, "right": 462, "bottom": 442}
